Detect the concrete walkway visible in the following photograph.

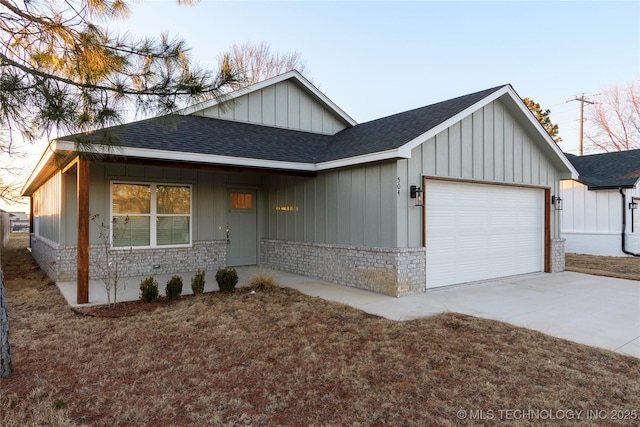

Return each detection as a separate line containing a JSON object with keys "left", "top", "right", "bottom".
{"left": 58, "top": 269, "right": 640, "bottom": 359}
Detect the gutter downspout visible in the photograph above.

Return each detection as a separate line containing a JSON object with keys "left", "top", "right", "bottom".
{"left": 619, "top": 188, "right": 640, "bottom": 257}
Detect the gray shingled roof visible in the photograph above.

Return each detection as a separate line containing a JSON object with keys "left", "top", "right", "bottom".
{"left": 65, "top": 115, "right": 332, "bottom": 163}
{"left": 566, "top": 150, "right": 640, "bottom": 189}
{"left": 62, "top": 85, "right": 507, "bottom": 165}
{"left": 320, "top": 85, "right": 506, "bottom": 162}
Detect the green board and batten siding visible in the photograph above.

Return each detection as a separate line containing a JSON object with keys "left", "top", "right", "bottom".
{"left": 401, "top": 98, "right": 565, "bottom": 248}
{"left": 265, "top": 98, "right": 566, "bottom": 251}
{"left": 32, "top": 172, "right": 62, "bottom": 244}
{"left": 264, "top": 162, "right": 398, "bottom": 248}
{"left": 53, "top": 160, "right": 402, "bottom": 252}
{"left": 193, "top": 79, "right": 348, "bottom": 135}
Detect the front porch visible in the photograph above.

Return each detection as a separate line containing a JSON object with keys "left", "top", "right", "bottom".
{"left": 55, "top": 265, "right": 334, "bottom": 307}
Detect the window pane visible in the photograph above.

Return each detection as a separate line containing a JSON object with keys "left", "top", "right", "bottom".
{"left": 157, "top": 216, "right": 190, "bottom": 245}
{"left": 157, "top": 186, "right": 190, "bottom": 215}
{"left": 113, "top": 184, "right": 151, "bottom": 214}
{"left": 112, "top": 216, "right": 150, "bottom": 247}
{"left": 230, "top": 192, "right": 252, "bottom": 209}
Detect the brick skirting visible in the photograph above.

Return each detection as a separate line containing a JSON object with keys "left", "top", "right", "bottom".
{"left": 551, "top": 238, "right": 565, "bottom": 273}
{"left": 260, "top": 239, "right": 426, "bottom": 297}
{"left": 30, "top": 236, "right": 227, "bottom": 282}
{"left": 31, "top": 236, "right": 564, "bottom": 296}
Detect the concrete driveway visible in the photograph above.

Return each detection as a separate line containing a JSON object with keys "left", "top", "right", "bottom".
{"left": 281, "top": 271, "right": 640, "bottom": 359}
{"left": 59, "top": 269, "right": 640, "bottom": 358}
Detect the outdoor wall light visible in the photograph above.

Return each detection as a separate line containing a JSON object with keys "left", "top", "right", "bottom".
{"left": 410, "top": 185, "right": 424, "bottom": 207}
{"left": 551, "top": 195, "right": 563, "bottom": 210}
{"left": 630, "top": 200, "right": 638, "bottom": 232}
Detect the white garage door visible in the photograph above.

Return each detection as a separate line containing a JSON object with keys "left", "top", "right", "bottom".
{"left": 425, "top": 180, "right": 544, "bottom": 288}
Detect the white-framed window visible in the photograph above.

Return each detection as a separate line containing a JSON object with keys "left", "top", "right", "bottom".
{"left": 33, "top": 189, "right": 40, "bottom": 237}
{"left": 111, "top": 182, "right": 191, "bottom": 248}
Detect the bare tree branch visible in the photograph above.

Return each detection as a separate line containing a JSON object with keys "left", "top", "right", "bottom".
{"left": 220, "top": 41, "right": 311, "bottom": 90}
{"left": 585, "top": 82, "right": 640, "bottom": 152}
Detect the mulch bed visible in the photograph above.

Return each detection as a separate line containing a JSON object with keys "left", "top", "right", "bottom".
{"left": 72, "top": 288, "right": 254, "bottom": 317}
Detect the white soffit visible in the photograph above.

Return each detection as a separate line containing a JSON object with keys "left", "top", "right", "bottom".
{"left": 20, "top": 140, "right": 60, "bottom": 196}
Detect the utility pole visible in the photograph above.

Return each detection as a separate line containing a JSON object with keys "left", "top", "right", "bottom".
{"left": 567, "top": 94, "right": 596, "bottom": 156}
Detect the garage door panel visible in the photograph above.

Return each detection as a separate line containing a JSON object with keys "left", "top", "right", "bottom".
{"left": 426, "top": 180, "right": 544, "bottom": 288}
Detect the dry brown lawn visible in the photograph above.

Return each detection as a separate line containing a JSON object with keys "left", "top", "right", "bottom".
{"left": 566, "top": 253, "right": 640, "bottom": 281}
{"left": 1, "top": 234, "right": 639, "bottom": 426}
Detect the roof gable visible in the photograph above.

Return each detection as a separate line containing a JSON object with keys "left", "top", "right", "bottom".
{"left": 319, "top": 85, "right": 506, "bottom": 163}
{"left": 179, "top": 70, "right": 356, "bottom": 134}
{"left": 315, "top": 85, "right": 577, "bottom": 176}
{"left": 566, "top": 150, "right": 640, "bottom": 189}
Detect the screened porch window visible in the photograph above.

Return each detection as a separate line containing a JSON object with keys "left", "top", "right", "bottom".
{"left": 111, "top": 182, "right": 191, "bottom": 248}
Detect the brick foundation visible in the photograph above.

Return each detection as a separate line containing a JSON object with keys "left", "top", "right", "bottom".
{"left": 551, "top": 238, "right": 565, "bottom": 273}
{"left": 260, "top": 239, "right": 426, "bottom": 297}
{"left": 30, "top": 235, "right": 227, "bottom": 282}
{"left": 30, "top": 235, "right": 61, "bottom": 281}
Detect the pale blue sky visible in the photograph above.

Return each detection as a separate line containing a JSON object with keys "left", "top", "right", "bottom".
{"left": 6, "top": 1, "right": 640, "bottom": 210}
{"left": 113, "top": 0, "right": 640, "bottom": 154}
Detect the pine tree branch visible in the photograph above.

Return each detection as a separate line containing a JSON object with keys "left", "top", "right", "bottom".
{"left": 0, "top": 51, "right": 229, "bottom": 97}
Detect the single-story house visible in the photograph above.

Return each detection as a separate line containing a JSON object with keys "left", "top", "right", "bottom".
{"left": 9, "top": 212, "right": 29, "bottom": 232}
{"left": 561, "top": 150, "right": 640, "bottom": 256}
{"left": 21, "top": 71, "right": 577, "bottom": 303}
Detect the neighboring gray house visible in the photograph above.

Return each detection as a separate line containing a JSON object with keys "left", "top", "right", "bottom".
{"left": 21, "top": 71, "right": 577, "bottom": 303}
{"left": 562, "top": 150, "right": 640, "bottom": 257}
{"left": 9, "top": 212, "right": 29, "bottom": 233}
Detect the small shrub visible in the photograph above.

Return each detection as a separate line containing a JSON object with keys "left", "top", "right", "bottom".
{"left": 215, "top": 267, "right": 238, "bottom": 292}
{"left": 139, "top": 276, "right": 159, "bottom": 303}
{"left": 191, "top": 269, "right": 206, "bottom": 295}
{"left": 52, "top": 399, "right": 66, "bottom": 410}
{"left": 247, "top": 271, "right": 280, "bottom": 293}
{"left": 165, "top": 275, "right": 183, "bottom": 300}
